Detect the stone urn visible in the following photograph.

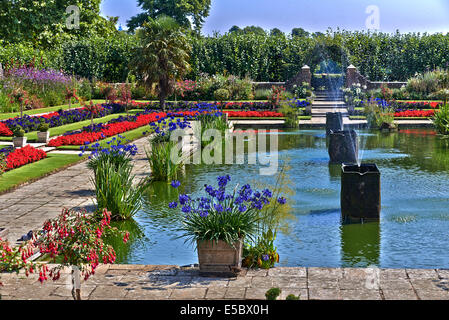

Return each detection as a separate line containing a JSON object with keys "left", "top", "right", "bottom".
{"left": 37, "top": 131, "right": 50, "bottom": 143}
{"left": 197, "top": 239, "right": 243, "bottom": 276}
{"left": 12, "top": 136, "right": 27, "bottom": 148}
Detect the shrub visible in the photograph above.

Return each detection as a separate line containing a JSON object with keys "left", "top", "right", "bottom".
{"left": 279, "top": 101, "right": 299, "bottom": 128}
{"left": 286, "top": 294, "right": 300, "bottom": 300}
{"left": 293, "top": 82, "right": 314, "bottom": 99}
{"left": 432, "top": 89, "right": 449, "bottom": 104}
{"left": 213, "top": 88, "right": 230, "bottom": 102}
{"left": 380, "top": 83, "right": 393, "bottom": 101}
{"left": 254, "top": 89, "right": 271, "bottom": 100}
{"left": 38, "top": 208, "right": 130, "bottom": 299}
{"left": 433, "top": 104, "right": 449, "bottom": 135}
{"left": 12, "top": 126, "right": 25, "bottom": 137}
{"left": 269, "top": 86, "right": 286, "bottom": 108}
{"left": 364, "top": 99, "right": 395, "bottom": 129}
{"left": 37, "top": 123, "right": 49, "bottom": 132}
{"left": 265, "top": 288, "right": 281, "bottom": 300}
{"left": 242, "top": 230, "right": 279, "bottom": 269}
{"left": 343, "top": 83, "right": 364, "bottom": 106}
{"left": 77, "top": 79, "right": 93, "bottom": 100}
{"left": 406, "top": 69, "right": 449, "bottom": 99}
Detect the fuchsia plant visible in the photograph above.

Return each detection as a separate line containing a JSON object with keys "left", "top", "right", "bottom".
{"left": 0, "top": 208, "right": 130, "bottom": 300}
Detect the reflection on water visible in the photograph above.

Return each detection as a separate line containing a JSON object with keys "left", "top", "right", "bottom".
{"left": 340, "top": 222, "right": 380, "bottom": 267}
{"left": 114, "top": 129, "right": 449, "bottom": 269}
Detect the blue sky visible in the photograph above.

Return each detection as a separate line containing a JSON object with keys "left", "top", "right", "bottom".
{"left": 100, "top": 0, "right": 449, "bottom": 34}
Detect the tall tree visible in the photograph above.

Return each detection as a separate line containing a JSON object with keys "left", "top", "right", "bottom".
{"left": 291, "top": 27, "right": 310, "bottom": 38}
{"left": 242, "top": 26, "right": 266, "bottom": 36}
{"left": 228, "top": 25, "right": 242, "bottom": 34}
{"left": 270, "top": 28, "right": 283, "bottom": 37}
{"left": 130, "top": 16, "right": 191, "bottom": 110}
{"left": 127, "top": 0, "right": 211, "bottom": 33}
{"left": 0, "top": 0, "right": 117, "bottom": 48}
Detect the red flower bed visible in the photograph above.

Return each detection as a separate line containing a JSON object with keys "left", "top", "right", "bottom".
{"left": 0, "top": 123, "right": 13, "bottom": 136}
{"left": 48, "top": 112, "right": 168, "bottom": 147}
{"left": 6, "top": 145, "right": 47, "bottom": 170}
{"left": 401, "top": 101, "right": 441, "bottom": 109}
{"left": 224, "top": 111, "right": 284, "bottom": 118}
{"left": 394, "top": 110, "right": 435, "bottom": 118}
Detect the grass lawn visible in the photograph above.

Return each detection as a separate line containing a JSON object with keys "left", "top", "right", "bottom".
{"left": 0, "top": 100, "right": 153, "bottom": 120}
{"left": 349, "top": 115, "right": 431, "bottom": 120}
{"left": 0, "top": 100, "right": 105, "bottom": 120}
{"left": 0, "top": 153, "right": 86, "bottom": 194}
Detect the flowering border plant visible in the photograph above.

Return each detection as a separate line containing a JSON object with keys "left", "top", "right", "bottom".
{"left": 168, "top": 175, "right": 286, "bottom": 246}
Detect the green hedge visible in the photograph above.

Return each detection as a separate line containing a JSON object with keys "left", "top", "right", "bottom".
{"left": 2, "top": 30, "right": 449, "bottom": 83}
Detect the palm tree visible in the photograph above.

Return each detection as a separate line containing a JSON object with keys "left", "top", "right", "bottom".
{"left": 131, "top": 16, "right": 191, "bottom": 111}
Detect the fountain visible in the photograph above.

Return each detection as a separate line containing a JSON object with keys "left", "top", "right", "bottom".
{"left": 328, "top": 130, "right": 359, "bottom": 164}
{"left": 326, "top": 112, "right": 344, "bottom": 135}
{"left": 341, "top": 163, "right": 381, "bottom": 224}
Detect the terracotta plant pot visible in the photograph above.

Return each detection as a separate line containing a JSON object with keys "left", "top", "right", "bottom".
{"left": 37, "top": 131, "right": 50, "bottom": 143}
{"left": 197, "top": 239, "right": 243, "bottom": 276}
{"left": 12, "top": 136, "right": 27, "bottom": 148}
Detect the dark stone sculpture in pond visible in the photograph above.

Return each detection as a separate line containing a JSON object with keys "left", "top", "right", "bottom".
{"left": 328, "top": 130, "right": 359, "bottom": 164}
{"left": 326, "top": 112, "right": 344, "bottom": 135}
{"left": 341, "top": 164, "right": 381, "bottom": 224}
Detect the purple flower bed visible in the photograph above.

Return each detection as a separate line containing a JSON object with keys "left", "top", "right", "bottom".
{"left": 1, "top": 103, "right": 126, "bottom": 134}
{"left": 6, "top": 67, "right": 71, "bottom": 85}
{"left": 0, "top": 146, "right": 14, "bottom": 157}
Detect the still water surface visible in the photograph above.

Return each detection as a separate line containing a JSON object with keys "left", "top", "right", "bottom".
{"left": 113, "top": 129, "right": 449, "bottom": 269}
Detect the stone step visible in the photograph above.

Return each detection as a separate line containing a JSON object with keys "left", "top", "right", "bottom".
{"left": 312, "top": 104, "right": 347, "bottom": 107}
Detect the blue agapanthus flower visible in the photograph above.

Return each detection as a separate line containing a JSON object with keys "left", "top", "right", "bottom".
{"left": 171, "top": 180, "right": 181, "bottom": 188}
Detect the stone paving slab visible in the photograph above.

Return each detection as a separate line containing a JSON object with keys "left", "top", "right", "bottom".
{"left": 2, "top": 265, "right": 449, "bottom": 300}
{"left": 0, "top": 135, "right": 152, "bottom": 243}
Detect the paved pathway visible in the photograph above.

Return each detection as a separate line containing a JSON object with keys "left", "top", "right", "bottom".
{"left": 1, "top": 265, "right": 449, "bottom": 300}
{"left": 0, "top": 136, "right": 152, "bottom": 243}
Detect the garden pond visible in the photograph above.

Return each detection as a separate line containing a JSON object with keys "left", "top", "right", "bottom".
{"left": 111, "top": 128, "right": 449, "bottom": 269}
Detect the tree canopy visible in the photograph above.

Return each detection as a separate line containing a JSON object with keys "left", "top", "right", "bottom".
{"left": 0, "top": 0, "right": 118, "bottom": 48}
{"left": 127, "top": 0, "right": 211, "bottom": 33}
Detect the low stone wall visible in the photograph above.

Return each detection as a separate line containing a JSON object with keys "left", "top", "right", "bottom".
{"left": 367, "top": 81, "right": 407, "bottom": 90}
{"left": 346, "top": 65, "right": 407, "bottom": 89}
{"left": 253, "top": 82, "right": 286, "bottom": 90}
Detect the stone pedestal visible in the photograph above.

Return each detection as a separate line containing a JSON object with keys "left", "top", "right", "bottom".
{"left": 300, "top": 65, "right": 312, "bottom": 87}
{"left": 341, "top": 164, "right": 381, "bottom": 223}
{"left": 345, "top": 65, "right": 358, "bottom": 88}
